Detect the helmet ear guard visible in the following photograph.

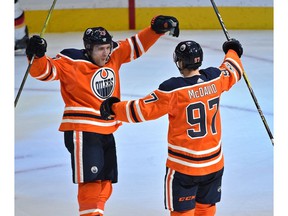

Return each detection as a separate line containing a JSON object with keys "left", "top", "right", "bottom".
{"left": 173, "top": 40, "right": 203, "bottom": 71}
{"left": 83, "top": 27, "right": 113, "bottom": 50}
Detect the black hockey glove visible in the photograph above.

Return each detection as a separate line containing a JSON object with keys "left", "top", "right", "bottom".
{"left": 222, "top": 38, "right": 243, "bottom": 58}
{"left": 100, "top": 97, "right": 120, "bottom": 120}
{"left": 151, "top": 15, "right": 179, "bottom": 37}
{"left": 26, "top": 35, "right": 47, "bottom": 60}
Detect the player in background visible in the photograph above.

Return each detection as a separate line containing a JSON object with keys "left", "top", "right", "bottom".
{"left": 15, "top": 0, "right": 29, "bottom": 54}
{"left": 25, "top": 15, "right": 179, "bottom": 216}
{"left": 100, "top": 39, "right": 244, "bottom": 216}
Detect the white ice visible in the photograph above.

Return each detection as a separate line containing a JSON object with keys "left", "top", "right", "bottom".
{"left": 15, "top": 30, "right": 273, "bottom": 216}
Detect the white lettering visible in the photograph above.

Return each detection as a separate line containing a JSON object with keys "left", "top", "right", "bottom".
{"left": 188, "top": 84, "right": 217, "bottom": 99}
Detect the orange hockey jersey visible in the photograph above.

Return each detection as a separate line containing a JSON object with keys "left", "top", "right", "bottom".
{"left": 112, "top": 50, "right": 244, "bottom": 176}
{"left": 29, "top": 27, "right": 162, "bottom": 134}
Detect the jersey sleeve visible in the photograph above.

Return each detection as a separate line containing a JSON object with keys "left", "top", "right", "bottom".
{"left": 112, "top": 89, "right": 169, "bottom": 123}
{"left": 28, "top": 55, "right": 61, "bottom": 81}
{"left": 112, "top": 26, "right": 163, "bottom": 64}
{"left": 219, "top": 49, "right": 244, "bottom": 91}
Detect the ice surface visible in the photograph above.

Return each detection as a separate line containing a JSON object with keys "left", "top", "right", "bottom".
{"left": 15, "top": 30, "right": 273, "bottom": 216}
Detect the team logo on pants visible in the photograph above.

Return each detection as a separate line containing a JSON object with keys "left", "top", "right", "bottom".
{"left": 91, "top": 166, "right": 98, "bottom": 174}
{"left": 91, "top": 67, "right": 115, "bottom": 99}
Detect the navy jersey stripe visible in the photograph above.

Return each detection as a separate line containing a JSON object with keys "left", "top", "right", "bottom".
{"left": 60, "top": 49, "right": 88, "bottom": 60}
{"left": 40, "top": 67, "right": 54, "bottom": 81}
{"left": 131, "top": 36, "right": 140, "bottom": 58}
{"left": 168, "top": 147, "right": 221, "bottom": 162}
{"left": 63, "top": 113, "right": 103, "bottom": 120}
{"left": 130, "top": 101, "right": 140, "bottom": 122}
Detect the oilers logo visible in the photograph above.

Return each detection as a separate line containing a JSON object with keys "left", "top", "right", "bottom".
{"left": 91, "top": 68, "right": 115, "bottom": 100}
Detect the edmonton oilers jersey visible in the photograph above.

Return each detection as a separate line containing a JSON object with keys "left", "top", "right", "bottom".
{"left": 29, "top": 27, "right": 162, "bottom": 134}
{"left": 112, "top": 50, "right": 244, "bottom": 176}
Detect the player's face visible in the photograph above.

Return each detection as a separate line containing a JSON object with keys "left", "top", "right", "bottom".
{"left": 90, "top": 44, "right": 111, "bottom": 66}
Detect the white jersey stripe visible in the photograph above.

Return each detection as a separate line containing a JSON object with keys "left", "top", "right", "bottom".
{"left": 61, "top": 119, "right": 121, "bottom": 127}
{"left": 35, "top": 61, "right": 50, "bottom": 79}
{"left": 73, "top": 131, "right": 83, "bottom": 183}
{"left": 65, "top": 106, "right": 101, "bottom": 115}
{"left": 48, "top": 64, "right": 57, "bottom": 81}
{"left": 79, "top": 208, "right": 104, "bottom": 215}
{"left": 165, "top": 168, "right": 175, "bottom": 211}
{"left": 135, "top": 34, "right": 145, "bottom": 54}
{"left": 135, "top": 99, "right": 146, "bottom": 122}
{"left": 168, "top": 140, "right": 221, "bottom": 156}
{"left": 127, "top": 38, "right": 135, "bottom": 61}
{"left": 126, "top": 100, "right": 133, "bottom": 123}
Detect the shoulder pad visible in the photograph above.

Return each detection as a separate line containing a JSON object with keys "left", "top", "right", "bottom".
{"left": 60, "top": 49, "right": 88, "bottom": 60}
{"left": 200, "top": 67, "right": 221, "bottom": 80}
{"left": 159, "top": 77, "right": 184, "bottom": 91}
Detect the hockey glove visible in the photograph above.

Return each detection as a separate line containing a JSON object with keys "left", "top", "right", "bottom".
{"left": 100, "top": 97, "right": 120, "bottom": 120}
{"left": 26, "top": 35, "right": 47, "bottom": 60}
{"left": 151, "top": 15, "right": 179, "bottom": 37}
{"left": 222, "top": 38, "right": 243, "bottom": 58}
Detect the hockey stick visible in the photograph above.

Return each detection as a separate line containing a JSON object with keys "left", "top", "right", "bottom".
{"left": 14, "top": 0, "right": 57, "bottom": 108}
{"left": 210, "top": 0, "right": 274, "bottom": 146}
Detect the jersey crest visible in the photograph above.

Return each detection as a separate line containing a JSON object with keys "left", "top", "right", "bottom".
{"left": 91, "top": 67, "right": 115, "bottom": 100}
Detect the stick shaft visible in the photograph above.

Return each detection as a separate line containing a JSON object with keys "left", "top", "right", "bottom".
{"left": 210, "top": 0, "right": 274, "bottom": 146}
{"left": 14, "top": 0, "right": 57, "bottom": 108}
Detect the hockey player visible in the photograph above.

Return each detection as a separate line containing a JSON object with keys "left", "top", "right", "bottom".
{"left": 100, "top": 39, "right": 244, "bottom": 216}
{"left": 25, "top": 15, "right": 179, "bottom": 216}
{"left": 15, "top": 0, "right": 29, "bottom": 54}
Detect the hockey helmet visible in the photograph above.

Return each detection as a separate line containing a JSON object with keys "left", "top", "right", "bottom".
{"left": 173, "top": 40, "right": 203, "bottom": 70}
{"left": 83, "top": 27, "right": 113, "bottom": 50}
